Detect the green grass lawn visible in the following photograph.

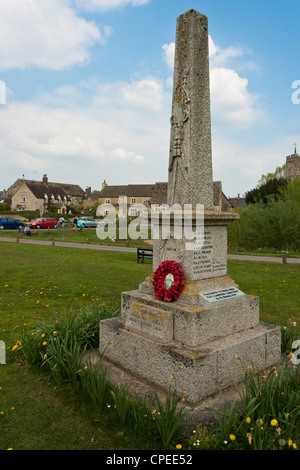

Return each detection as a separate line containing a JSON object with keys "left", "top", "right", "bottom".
{"left": 0, "top": 227, "right": 151, "bottom": 249}
{"left": 0, "top": 241, "right": 299, "bottom": 450}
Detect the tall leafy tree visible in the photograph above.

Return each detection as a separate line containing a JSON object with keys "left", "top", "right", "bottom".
{"left": 245, "top": 177, "right": 288, "bottom": 205}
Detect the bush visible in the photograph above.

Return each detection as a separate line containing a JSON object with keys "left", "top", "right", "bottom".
{"left": 228, "top": 199, "right": 300, "bottom": 251}
{"left": 0, "top": 202, "right": 10, "bottom": 211}
{"left": 13, "top": 304, "right": 119, "bottom": 366}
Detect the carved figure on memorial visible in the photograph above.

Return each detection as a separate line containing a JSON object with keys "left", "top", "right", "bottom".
{"left": 168, "top": 72, "right": 191, "bottom": 205}
{"left": 169, "top": 72, "right": 190, "bottom": 172}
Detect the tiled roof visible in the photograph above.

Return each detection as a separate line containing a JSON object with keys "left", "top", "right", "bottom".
{"left": 23, "top": 180, "right": 85, "bottom": 199}
{"left": 99, "top": 184, "right": 155, "bottom": 198}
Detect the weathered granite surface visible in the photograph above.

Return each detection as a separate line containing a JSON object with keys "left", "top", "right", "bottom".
{"left": 167, "top": 10, "right": 214, "bottom": 210}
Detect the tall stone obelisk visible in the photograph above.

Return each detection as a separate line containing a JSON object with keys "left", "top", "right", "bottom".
{"left": 99, "top": 10, "right": 281, "bottom": 406}
{"left": 168, "top": 10, "right": 214, "bottom": 210}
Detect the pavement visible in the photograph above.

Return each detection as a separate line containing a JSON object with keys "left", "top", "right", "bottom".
{"left": 0, "top": 236, "right": 300, "bottom": 263}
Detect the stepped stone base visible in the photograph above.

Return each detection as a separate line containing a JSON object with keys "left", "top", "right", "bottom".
{"left": 100, "top": 315, "right": 281, "bottom": 405}
{"left": 121, "top": 289, "right": 260, "bottom": 347}
{"left": 99, "top": 272, "right": 281, "bottom": 405}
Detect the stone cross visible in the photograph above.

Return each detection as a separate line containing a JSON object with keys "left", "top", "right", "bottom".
{"left": 167, "top": 9, "right": 214, "bottom": 210}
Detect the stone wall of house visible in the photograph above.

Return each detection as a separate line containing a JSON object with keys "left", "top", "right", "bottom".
{"left": 11, "top": 184, "right": 44, "bottom": 214}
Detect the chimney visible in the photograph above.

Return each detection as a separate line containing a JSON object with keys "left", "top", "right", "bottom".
{"left": 238, "top": 193, "right": 240, "bottom": 199}
{"left": 85, "top": 186, "right": 91, "bottom": 194}
{"left": 102, "top": 180, "right": 107, "bottom": 190}
{"left": 42, "top": 174, "right": 48, "bottom": 184}
{"left": 65, "top": 186, "right": 70, "bottom": 193}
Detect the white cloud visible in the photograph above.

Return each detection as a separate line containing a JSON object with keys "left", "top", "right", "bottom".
{"left": 162, "top": 42, "right": 175, "bottom": 70}
{"left": 208, "top": 36, "right": 243, "bottom": 66}
{"left": 73, "top": 0, "right": 149, "bottom": 11}
{"left": 0, "top": 0, "right": 109, "bottom": 71}
{"left": 110, "top": 148, "right": 144, "bottom": 163}
{"left": 121, "top": 79, "right": 164, "bottom": 111}
{"left": 0, "top": 77, "right": 170, "bottom": 188}
{"left": 162, "top": 37, "right": 259, "bottom": 128}
{"left": 210, "top": 67, "right": 257, "bottom": 126}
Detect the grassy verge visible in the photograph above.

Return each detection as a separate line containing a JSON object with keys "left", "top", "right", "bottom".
{"left": 228, "top": 248, "right": 300, "bottom": 258}
{"left": 0, "top": 242, "right": 299, "bottom": 450}
{"left": 0, "top": 228, "right": 151, "bottom": 248}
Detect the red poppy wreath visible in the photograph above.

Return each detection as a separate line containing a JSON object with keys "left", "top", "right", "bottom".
{"left": 153, "top": 260, "right": 185, "bottom": 302}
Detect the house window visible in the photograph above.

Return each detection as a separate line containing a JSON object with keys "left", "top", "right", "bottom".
{"left": 20, "top": 195, "right": 26, "bottom": 202}
{"left": 129, "top": 208, "right": 138, "bottom": 216}
{"left": 105, "top": 199, "right": 111, "bottom": 204}
{"left": 105, "top": 210, "right": 110, "bottom": 216}
{"left": 131, "top": 198, "right": 136, "bottom": 204}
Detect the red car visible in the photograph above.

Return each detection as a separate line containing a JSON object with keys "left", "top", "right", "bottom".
{"left": 29, "top": 217, "right": 58, "bottom": 229}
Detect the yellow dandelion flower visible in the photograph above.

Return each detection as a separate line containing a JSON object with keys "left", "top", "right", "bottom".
{"left": 271, "top": 419, "right": 278, "bottom": 426}
{"left": 288, "top": 439, "right": 293, "bottom": 447}
{"left": 176, "top": 444, "right": 182, "bottom": 450}
{"left": 247, "top": 433, "right": 252, "bottom": 445}
{"left": 41, "top": 333, "right": 45, "bottom": 338}
{"left": 246, "top": 417, "right": 251, "bottom": 424}
{"left": 42, "top": 341, "right": 47, "bottom": 346}
{"left": 229, "top": 434, "right": 236, "bottom": 441}
{"left": 152, "top": 409, "right": 157, "bottom": 415}
{"left": 293, "top": 443, "right": 297, "bottom": 449}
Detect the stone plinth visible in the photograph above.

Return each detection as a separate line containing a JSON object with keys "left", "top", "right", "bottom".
{"left": 152, "top": 210, "right": 238, "bottom": 282}
{"left": 100, "top": 317, "right": 281, "bottom": 405}
{"left": 121, "top": 289, "right": 260, "bottom": 347}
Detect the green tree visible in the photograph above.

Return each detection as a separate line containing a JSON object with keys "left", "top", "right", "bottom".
{"left": 256, "top": 164, "right": 286, "bottom": 187}
{"left": 238, "top": 199, "right": 300, "bottom": 251}
{"left": 245, "top": 178, "right": 288, "bottom": 205}
{"left": 281, "top": 178, "right": 300, "bottom": 209}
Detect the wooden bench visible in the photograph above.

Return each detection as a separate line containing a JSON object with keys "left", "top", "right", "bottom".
{"left": 137, "top": 248, "right": 153, "bottom": 263}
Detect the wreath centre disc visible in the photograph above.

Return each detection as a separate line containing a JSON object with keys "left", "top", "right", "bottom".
{"left": 153, "top": 260, "right": 185, "bottom": 302}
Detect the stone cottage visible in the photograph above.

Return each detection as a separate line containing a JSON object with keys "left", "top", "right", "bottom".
{"left": 10, "top": 174, "right": 85, "bottom": 215}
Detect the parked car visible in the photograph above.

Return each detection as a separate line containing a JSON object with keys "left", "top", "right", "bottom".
{"left": 77, "top": 217, "right": 98, "bottom": 228}
{"left": 0, "top": 217, "right": 24, "bottom": 230}
{"left": 29, "top": 217, "right": 58, "bottom": 229}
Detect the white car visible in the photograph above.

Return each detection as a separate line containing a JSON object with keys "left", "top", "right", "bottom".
{"left": 77, "top": 217, "right": 98, "bottom": 228}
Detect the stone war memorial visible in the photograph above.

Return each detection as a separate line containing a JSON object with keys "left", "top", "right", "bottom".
{"left": 99, "top": 9, "right": 281, "bottom": 408}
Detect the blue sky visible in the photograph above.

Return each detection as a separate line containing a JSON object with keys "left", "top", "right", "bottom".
{"left": 0, "top": 0, "right": 299, "bottom": 198}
